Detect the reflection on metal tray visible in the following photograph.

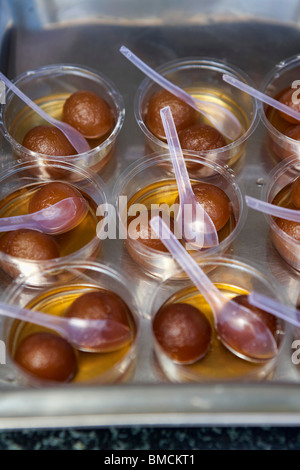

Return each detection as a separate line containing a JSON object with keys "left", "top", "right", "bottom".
{"left": 1, "top": 0, "right": 300, "bottom": 428}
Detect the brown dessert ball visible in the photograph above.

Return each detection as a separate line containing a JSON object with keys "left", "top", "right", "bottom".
{"left": 276, "top": 218, "right": 300, "bottom": 241}
{"left": 233, "top": 294, "right": 278, "bottom": 339}
{"left": 65, "top": 290, "right": 131, "bottom": 352}
{"left": 127, "top": 209, "right": 176, "bottom": 252}
{"left": 14, "top": 332, "right": 77, "bottom": 383}
{"left": 178, "top": 123, "right": 227, "bottom": 152}
{"left": 291, "top": 177, "right": 300, "bottom": 208}
{"left": 28, "top": 182, "right": 82, "bottom": 214}
{"left": 22, "top": 125, "right": 76, "bottom": 156}
{"left": 279, "top": 88, "right": 300, "bottom": 124}
{"left": 65, "top": 290, "right": 130, "bottom": 327}
{"left": 0, "top": 229, "right": 59, "bottom": 260}
{"left": 153, "top": 302, "right": 212, "bottom": 364}
{"left": 175, "top": 182, "right": 231, "bottom": 231}
{"left": 62, "top": 90, "right": 113, "bottom": 139}
{"left": 145, "top": 89, "right": 198, "bottom": 140}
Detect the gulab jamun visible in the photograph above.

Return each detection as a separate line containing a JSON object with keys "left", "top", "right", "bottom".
{"left": 14, "top": 332, "right": 77, "bottom": 383}
{"left": 279, "top": 88, "right": 300, "bottom": 124}
{"left": 291, "top": 176, "right": 300, "bottom": 209}
{"left": 233, "top": 294, "right": 278, "bottom": 339}
{"left": 65, "top": 290, "right": 132, "bottom": 352}
{"left": 62, "top": 90, "right": 113, "bottom": 139}
{"left": 153, "top": 302, "right": 212, "bottom": 364}
{"left": 28, "top": 182, "right": 82, "bottom": 214}
{"left": 0, "top": 229, "right": 59, "bottom": 260}
{"left": 22, "top": 125, "right": 76, "bottom": 156}
{"left": 65, "top": 290, "right": 130, "bottom": 327}
{"left": 178, "top": 123, "right": 227, "bottom": 152}
{"left": 127, "top": 208, "right": 176, "bottom": 252}
{"left": 145, "top": 89, "right": 198, "bottom": 140}
{"left": 175, "top": 182, "right": 231, "bottom": 231}
{"left": 276, "top": 217, "right": 300, "bottom": 241}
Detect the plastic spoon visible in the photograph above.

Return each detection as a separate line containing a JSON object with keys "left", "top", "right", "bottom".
{"left": 0, "top": 197, "right": 88, "bottom": 235}
{"left": 245, "top": 195, "right": 300, "bottom": 222}
{"left": 150, "top": 215, "right": 278, "bottom": 362}
{"left": 0, "top": 301, "right": 132, "bottom": 353}
{"left": 249, "top": 291, "right": 299, "bottom": 328}
{"left": 0, "top": 71, "right": 90, "bottom": 154}
{"left": 160, "top": 105, "right": 218, "bottom": 249}
{"left": 223, "top": 74, "right": 300, "bottom": 123}
{"left": 120, "top": 45, "right": 242, "bottom": 141}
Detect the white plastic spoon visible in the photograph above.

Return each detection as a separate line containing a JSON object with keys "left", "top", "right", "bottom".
{"left": 150, "top": 215, "right": 278, "bottom": 363}
{"left": 120, "top": 45, "right": 242, "bottom": 141}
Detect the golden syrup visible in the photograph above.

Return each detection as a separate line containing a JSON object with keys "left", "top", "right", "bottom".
{"left": 153, "top": 283, "right": 282, "bottom": 382}
{"left": 144, "top": 86, "right": 249, "bottom": 169}
{"left": 9, "top": 284, "right": 137, "bottom": 384}
{"left": 187, "top": 86, "right": 248, "bottom": 139}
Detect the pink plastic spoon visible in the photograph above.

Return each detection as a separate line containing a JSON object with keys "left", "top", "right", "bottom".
{"left": 150, "top": 215, "right": 278, "bottom": 363}
{"left": 120, "top": 45, "right": 242, "bottom": 141}
{"left": 160, "top": 105, "right": 218, "bottom": 249}
{"left": 0, "top": 301, "right": 132, "bottom": 352}
{"left": 0, "top": 197, "right": 88, "bottom": 235}
{"left": 0, "top": 71, "right": 90, "bottom": 154}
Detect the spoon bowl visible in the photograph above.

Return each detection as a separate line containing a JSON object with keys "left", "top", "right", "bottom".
{"left": 120, "top": 46, "right": 242, "bottom": 141}
{"left": 150, "top": 215, "right": 279, "bottom": 363}
{"left": 0, "top": 71, "right": 90, "bottom": 154}
{"left": 160, "top": 105, "right": 219, "bottom": 249}
{"left": 0, "top": 197, "right": 88, "bottom": 235}
{"left": 0, "top": 301, "right": 132, "bottom": 353}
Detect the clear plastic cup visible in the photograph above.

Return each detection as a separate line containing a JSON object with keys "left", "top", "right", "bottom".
{"left": 262, "top": 156, "right": 300, "bottom": 272}
{"left": 150, "top": 256, "right": 287, "bottom": 383}
{"left": 0, "top": 260, "right": 140, "bottom": 387}
{"left": 113, "top": 151, "right": 246, "bottom": 280}
{"left": 0, "top": 159, "right": 107, "bottom": 285}
{"left": 134, "top": 57, "right": 258, "bottom": 173}
{"left": 261, "top": 55, "right": 300, "bottom": 162}
{"left": 0, "top": 64, "right": 125, "bottom": 176}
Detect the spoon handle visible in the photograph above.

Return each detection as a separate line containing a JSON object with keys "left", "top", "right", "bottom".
{"left": 0, "top": 212, "right": 37, "bottom": 232}
{"left": 160, "top": 106, "right": 194, "bottom": 198}
{"left": 246, "top": 195, "right": 300, "bottom": 222}
{"left": 249, "top": 292, "right": 300, "bottom": 328}
{"left": 120, "top": 46, "right": 197, "bottom": 110}
{"left": 150, "top": 216, "right": 223, "bottom": 309}
{"left": 223, "top": 73, "right": 300, "bottom": 122}
{"left": 0, "top": 301, "right": 66, "bottom": 335}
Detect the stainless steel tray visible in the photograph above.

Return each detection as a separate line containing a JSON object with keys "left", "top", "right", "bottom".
{"left": 1, "top": 0, "right": 300, "bottom": 429}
